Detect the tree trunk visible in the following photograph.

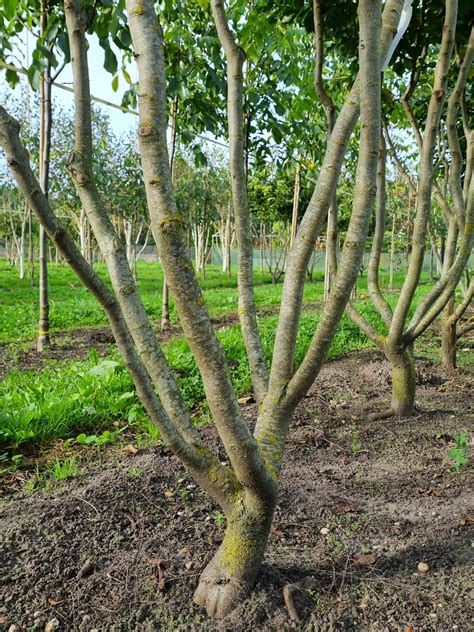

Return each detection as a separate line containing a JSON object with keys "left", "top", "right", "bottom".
{"left": 161, "top": 276, "right": 170, "bottom": 332}
{"left": 289, "top": 161, "right": 300, "bottom": 248}
{"left": 37, "top": 225, "right": 50, "bottom": 351}
{"left": 221, "top": 202, "right": 232, "bottom": 276}
{"left": 28, "top": 206, "right": 35, "bottom": 287}
{"left": 441, "top": 294, "right": 457, "bottom": 370}
{"left": 37, "top": 3, "right": 51, "bottom": 352}
{"left": 194, "top": 496, "right": 275, "bottom": 618}
{"left": 389, "top": 211, "right": 396, "bottom": 290}
{"left": 387, "top": 346, "right": 416, "bottom": 416}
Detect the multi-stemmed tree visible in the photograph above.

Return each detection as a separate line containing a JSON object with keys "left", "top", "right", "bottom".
{"left": 347, "top": 13, "right": 473, "bottom": 416}
{"left": 0, "top": 0, "right": 404, "bottom": 618}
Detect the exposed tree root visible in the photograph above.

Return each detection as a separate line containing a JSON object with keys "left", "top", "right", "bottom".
{"left": 193, "top": 548, "right": 251, "bottom": 619}
{"left": 368, "top": 408, "right": 396, "bottom": 421}
{"left": 282, "top": 577, "right": 318, "bottom": 622}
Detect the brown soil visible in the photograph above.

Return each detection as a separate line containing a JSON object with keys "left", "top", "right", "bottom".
{"left": 1, "top": 351, "right": 473, "bottom": 631}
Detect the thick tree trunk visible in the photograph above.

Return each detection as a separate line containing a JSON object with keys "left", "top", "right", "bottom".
{"left": 194, "top": 496, "right": 275, "bottom": 618}
{"left": 387, "top": 346, "right": 416, "bottom": 416}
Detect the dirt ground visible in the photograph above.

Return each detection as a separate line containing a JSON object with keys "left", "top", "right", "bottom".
{"left": 1, "top": 350, "right": 473, "bottom": 631}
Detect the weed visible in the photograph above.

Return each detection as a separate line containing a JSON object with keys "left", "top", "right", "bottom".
{"left": 351, "top": 429, "right": 362, "bottom": 454}
{"left": 213, "top": 511, "right": 226, "bottom": 527}
{"left": 127, "top": 467, "right": 142, "bottom": 479}
{"left": 178, "top": 487, "right": 190, "bottom": 500}
{"left": 448, "top": 432, "right": 469, "bottom": 471}
{"left": 0, "top": 452, "right": 23, "bottom": 475}
{"left": 325, "top": 533, "right": 347, "bottom": 555}
{"left": 47, "top": 457, "right": 78, "bottom": 480}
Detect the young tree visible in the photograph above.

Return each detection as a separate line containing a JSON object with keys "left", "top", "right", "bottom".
{"left": 347, "top": 14, "right": 473, "bottom": 415}
{"left": 0, "top": 0, "right": 404, "bottom": 618}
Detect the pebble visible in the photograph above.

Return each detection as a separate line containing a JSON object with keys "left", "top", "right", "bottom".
{"left": 45, "top": 618, "right": 60, "bottom": 631}
{"left": 8, "top": 626, "right": 21, "bottom": 632}
{"left": 418, "top": 562, "right": 430, "bottom": 573}
{"left": 33, "top": 611, "right": 42, "bottom": 619}
{"left": 320, "top": 527, "right": 330, "bottom": 535}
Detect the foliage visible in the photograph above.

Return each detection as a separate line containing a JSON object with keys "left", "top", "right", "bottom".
{"left": 447, "top": 432, "right": 469, "bottom": 472}
{"left": 0, "top": 351, "right": 146, "bottom": 447}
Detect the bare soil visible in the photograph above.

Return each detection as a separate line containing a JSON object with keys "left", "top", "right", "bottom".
{"left": 1, "top": 350, "right": 473, "bottom": 631}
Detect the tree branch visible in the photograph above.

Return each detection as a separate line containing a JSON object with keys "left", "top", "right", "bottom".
{"left": 210, "top": 0, "right": 269, "bottom": 406}
{"left": 125, "top": 0, "right": 275, "bottom": 502}
{"left": 387, "top": 0, "right": 458, "bottom": 347}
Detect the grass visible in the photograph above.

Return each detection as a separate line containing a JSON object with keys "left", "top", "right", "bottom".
{"left": 1, "top": 259, "right": 466, "bottom": 456}
{"left": 0, "top": 258, "right": 417, "bottom": 344}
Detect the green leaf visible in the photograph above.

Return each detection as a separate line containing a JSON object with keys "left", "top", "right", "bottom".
{"left": 27, "top": 66, "right": 41, "bottom": 91}
{"left": 88, "top": 359, "right": 120, "bottom": 379}
{"left": 122, "top": 67, "right": 131, "bottom": 85}
{"left": 103, "top": 45, "right": 118, "bottom": 74}
{"left": 4, "top": 0, "right": 19, "bottom": 20}
{"left": 196, "top": 0, "right": 209, "bottom": 9}
{"left": 56, "top": 32, "right": 71, "bottom": 63}
{"left": 5, "top": 68, "right": 20, "bottom": 89}
{"left": 111, "top": 74, "right": 119, "bottom": 92}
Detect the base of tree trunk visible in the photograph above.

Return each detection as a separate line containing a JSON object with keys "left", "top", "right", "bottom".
{"left": 441, "top": 323, "right": 457, "bottom": 371}
{"left": 37, "top": 333, "right": 50, "bottom": 352}
{"left": 194, "top": 502, "right": 274, "bottom": 618}
{"left": 386, "top": 347, "right": 416, "bottom": 417}
{"left": 193, "top": 547, "right": 254, "bottom": 619}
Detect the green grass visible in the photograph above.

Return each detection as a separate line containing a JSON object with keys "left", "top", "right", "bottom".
{"left": 0, "top": 259, "right": 454, "bottom": 454}
{"left": 0, "top": 258, "right": 418, "bottom": 344}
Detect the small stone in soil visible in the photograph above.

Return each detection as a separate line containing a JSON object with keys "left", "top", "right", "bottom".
{"left": 45, "top": 618, "right": 60, "bottom": 631}
{"left": 418, "top": 562, "right": 430, "bottom": 573}
{"left": 320, "top": 527, "right": 330, "bottom": 535}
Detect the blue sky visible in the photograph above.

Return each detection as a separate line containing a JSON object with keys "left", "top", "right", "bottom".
{"left": 2, "top": 31, "right": 138, "bottom": 137}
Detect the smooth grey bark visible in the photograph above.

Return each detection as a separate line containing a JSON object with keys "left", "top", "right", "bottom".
{"left": 37, "top": 5, "right": 52, "bottom": 352}
{"left": 367, "top": 133, "right": 393, "bottom": 326}
{"left": 125, "top": 0, "right": 273, "bottom": 500}
{"left": 388, "top": 0, "right": 458, "bottom": 346}
{"left": 63, "top": 0, "right": 234, "bottom": 465}
{"left": 290, "top": 160, "right": 300, "bottom": 249}
{"left": 210, "top": 0, "right": 269, "bottom": 407}
{"left": 28, "top": 205, "right": 35, "bottom": 287}
{"left": 161, "top": 95, "right": 178, "bottom": 332}
{"left": 1, "top": 0, "right": 403, "bottom": 619}
{"left": 347, "top": 3, "right": 471, "bottom": 416}
{"left": 275, "top": 0, "right": 382, "bottom": 413}
{"left": 313, "top": 0, "right": 338, "bottom": 302}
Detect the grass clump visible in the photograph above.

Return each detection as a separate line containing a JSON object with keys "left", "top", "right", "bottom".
{"left": 0, "top": 349, "right": 146, "bottom": 448}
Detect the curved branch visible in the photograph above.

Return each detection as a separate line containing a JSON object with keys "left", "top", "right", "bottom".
{"left": 387, "top": 0, "right": 458, "bottom": 346}
{"left": 63, "top": 0, "right": 201, "bottom": 451}
{"left": 267, "top": 0, "right": 405, "bottom": 393}
{"left": 367, "top": 132, "right": 393, "bottom": 326}
{"left": 282, "top": 0, "right": 382, "bottom": 411}
{"left": 446, "top": 26, "right": 474, "bottom": 230}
